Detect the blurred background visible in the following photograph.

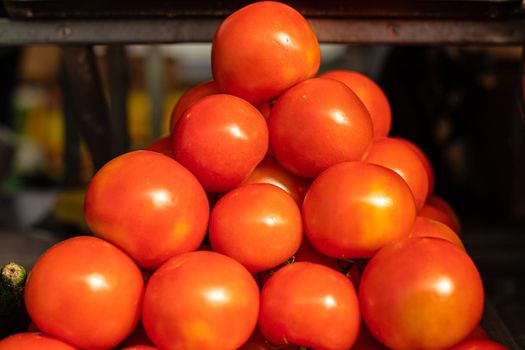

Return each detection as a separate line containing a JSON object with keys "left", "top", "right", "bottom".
{"left": 0, "top": 0, "right": 524, "bottom": 347}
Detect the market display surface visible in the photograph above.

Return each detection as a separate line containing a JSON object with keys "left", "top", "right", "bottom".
{"left": 0, "top": 1, "right": 509, "bottom": 349}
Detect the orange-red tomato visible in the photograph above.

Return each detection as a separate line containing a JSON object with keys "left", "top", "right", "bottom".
{"left": 209, "top": 183, "right": 302, "bottom": 273}
{"left": 448, "top": 339, "right": 508, "bottom": 350}
{"left": 24, "top": 237, "right": 144, "bottom": 350}
{"left": 238, "top": 328, "right": 295, "bottom": 350}
{"left": 241, "top": 155, "right": 309, "bottom": 206}
{"left": 269, "top": 78, "right": 373, "bottom": 178}
{"left": 84, "top": 150, "right": 209, "bottom": 269}
{"left": 169, "top": 81, "right": 219, "bottom": 133}
{"left": 364, "top": 137, "right": 429, "bottom": 211}
{"left": 320, "top": 70, "right": 391, "bottom": 138}
{"left": 410, "top": 216, "right": 464, "bottom": 249}
{"left": 303, "top": 162, "right": 416, "bottom": 259}
{"left": 394, "top": 137, "right": 435, "bottom": 196}
{"left": 424, "top": 195, "right": 462, "bottom": 233}
{"left": 360, "top": 238, "right": 484, "bottom": 350}
{"left": 0, "top": 333, "right": 78, "bottom": 350}
{"left": 146, "top": 136, "right": 173, "bottom": 158}
{"left": 259, "top": 262, "right": 361, "bottom": 349}
{"left": 212, "top": 1, "right": 320, "bottom": 105}
{"left": 173, "top": 94, "right": 268, "bottom": 192}
{"left": 142, "top": 251, "right": 259, "bottom": 350}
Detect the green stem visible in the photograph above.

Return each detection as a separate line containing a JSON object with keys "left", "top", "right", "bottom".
{"left": 1, "top": 262, "right": 27, "bottom": 289}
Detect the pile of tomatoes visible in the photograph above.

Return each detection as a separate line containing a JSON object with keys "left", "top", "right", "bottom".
{"left": 0, "top": 2, "right": 510, "bottom": 350}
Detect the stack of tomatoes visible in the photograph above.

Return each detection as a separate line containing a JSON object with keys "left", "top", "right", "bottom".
{"left": 0, "top": 2, "right": 509, "bottom": 350}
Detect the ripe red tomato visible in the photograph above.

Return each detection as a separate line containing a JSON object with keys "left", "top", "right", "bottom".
{"left": 303, "top": 162, "right": 416, "bottom": 259}
{"left": 169, "top": 81, "right": 219, "bottom": 133}
{"left": 212, "top": 1, "right": 320, "bottom": 105}
{"left": 142, "top": 251, "right": 259, "bottom": 350}
{"left": 84, "top": 150, "right": 209, "bottom": 269}
{"left": 269, "top": 78, "right": 373, "bottom": 178}
{"left": 394, "top": 137, "right": 435, "bottom": 196}
{"left": 360, "top": 238, "right": 484, "bottom": 350}
{"left": 465, "top": 325, "right": 489, "bottom": 341}
{"left": 410, "top": 216, "right": 464, "bottom": 249}
{"left": 241, "top": 155, "right": 309, "bottom": 206}
{"left": 320, "top": 70, "right": 391, "bottom": 138}
{"left": 147, "top": 136, "right": 173, "bottom": 158}
{"left": 448, "top": 339, "right": 508, "bottom": 350}
{"left": 24, "top": 237, "right": 144, "bottom": 350}
{"left": 423, "top": 195, "right": 462, "bottom": 233}
{"left": 0, "top": 333, "right": 77, "bottom": 350}
{"left": 259, "top": 262, "right": 360, "bottom": 349}
{"left": 238, "top": 328, "right": 295, "bottom": 350}
{"left": 209, "top": 183, "right": 302, "bottom": 273}
{"left": 364, "top": 137, "right": 429, "bottom": 210}
{"left": 173, "top": 94, "right": 268, "bottom": 192}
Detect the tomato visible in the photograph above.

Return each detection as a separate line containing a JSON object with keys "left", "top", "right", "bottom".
{"left": 0, "top": 333, "right": 77, "bottom": 350}
{"left": 423, "top": 195, "right": 462, "bottom": 233}
{"left": 410, "top": 216, "right": 464, "bottom": 249}
{"left": 241, "top": 155, "right": 309, "bottom": 206}
{"left": 146, "top": 136, "right": 173, "bottom": 158}
{"left": 394, "top": 137, "right": 435, "bottom": 195}
{"left": 360, "top": 238, "right": 484, "bottom": 350}
{"left": 142, "top": 251, "right": 259, "bottom": 350}
{"left": 238, "top": 328, "right": 295, "bottom": 350}
{"left": 259, "top": 262, "right": 360, "bottom": 349}
{"left": 465, "top": 325, "right": 489, "bottom": 341}
{"left": 173, "top": 94, "right": 268, "bottom": 192}
{"left": 303, "top": 162, "right": 416, "bottom": 259}
{"left": 24, "top": 237, "right": 144, "bottom": 350}
{"left": 121, "top": 346, "right": 158, "bottom": 350}
{"left": 364, "top": 137, "right": 429, "bottom": 211}
{"left": 118, "top": 322, "right": 153, "bottom": 348}
{"left": 257, "top": 103, "right": 271, "bottom": 121}
{"left": 351, "top": 325, "right": 388, "bottom": 350}
{"left": 212, "top": 1, "right": 320, "bottom": 105}
{"left": 169, "top": 81, "right": 219, "bottom": 133}
{"left": 84, "top": 150, "right": 209, "bottom": 269}
{"left": 448, "top": 339, "right": 508, "bottom": 350}
{"left": 320, "top": 70, "right": 391, "bottom": 138}
{"left": 269, "top": 78, "right": 373, "bottom": 178}
{"left": 209, "top": 183, "right": 302, "bottom": 273}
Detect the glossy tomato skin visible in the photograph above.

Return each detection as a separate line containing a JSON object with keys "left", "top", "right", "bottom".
{"left": 212, "top": 1, "right": 320, "bottom": 105}
{"left": 0, "top": 333, "right": 78, "bottom": 350}
{"left": 360, "top": 238, "right": 484, "bottom": 350}
{"left": 320, "top": 70, "right": 391, "bottom": 138}
{"left": 447, "top": 339, "right": 508, "bottom": 350}
{"left": 209, "top": 183, "right": 302, "bottom": 273}
{"left": 169, "top": 81, "right": 220, "bottom": 133}
{"left": 269, "top": 78, "right": 373, "bottom": 178}
{"left": 173, "top": 94, "right": 268, "bottom": 192}
{"left": 364, "top": 137, "right": 429, "bottom": 211}
{"left": 241, "top": 155, "right": 309, "bottom": 206}
{"left": 142, "top": 251, "right": 259, "bottom": 350}
{"left": 394, "top": 137, "right": 435, "bottom": 196}
{"left": 147, "top": 136, "right": 174, "bottom": 158}
{"left": 423, "top": 195, "right": 462, "bottom": 233}
{"left": 303, "top": 162, "right": 416, "bottom": 259}
{"left": 84, "top": 150, "right": 209, "bottom": 269}
{"left": 411, "top": 216, "right": 464, "bottom": 249}
{"left": 259, "top": 262, "right": 361, "bottom": 350}
{"left": 24, "top": 237, "right": 144, "bottom": 350}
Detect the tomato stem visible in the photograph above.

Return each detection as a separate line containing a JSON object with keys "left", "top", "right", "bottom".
{"left": 1, "top": 262, "right": 27, "bottom": 289}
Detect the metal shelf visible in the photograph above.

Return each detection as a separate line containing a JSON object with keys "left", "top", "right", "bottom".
{"left": 0, "top": 18, "right": 524, "bottom": 45}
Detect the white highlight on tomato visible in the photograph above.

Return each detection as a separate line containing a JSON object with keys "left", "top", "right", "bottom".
{"left": 85, "top": 273, "right": 110, "bottom": 292}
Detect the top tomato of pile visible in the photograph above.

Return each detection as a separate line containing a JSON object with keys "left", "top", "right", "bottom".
{"left": 211, "top": 1, "right": 321, "bottom": 105}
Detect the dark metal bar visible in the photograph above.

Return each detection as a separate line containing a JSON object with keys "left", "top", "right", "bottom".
{"left": 106, "top": 45, "right": 130, "bottom": 152}
{"left": 0, "top": 18, "right": 523, "bottom": 45}
{"left": 62, "top": 46, "right": 123, "bottom": 170}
